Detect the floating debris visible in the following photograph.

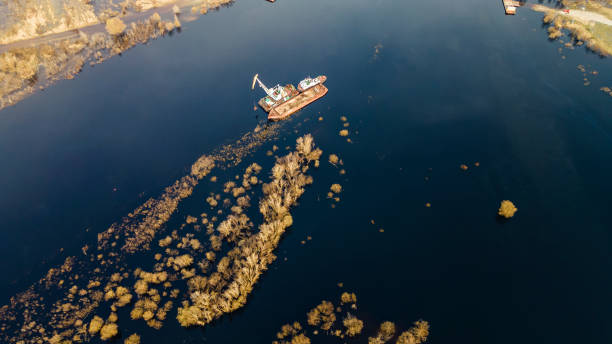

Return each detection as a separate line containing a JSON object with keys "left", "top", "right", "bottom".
{"left": 339, "top": 130, "right": 349, "bottom": 137}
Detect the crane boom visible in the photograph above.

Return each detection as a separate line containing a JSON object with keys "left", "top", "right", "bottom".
{"left": 252, "top": 74, "right": 274, "bottom": 98}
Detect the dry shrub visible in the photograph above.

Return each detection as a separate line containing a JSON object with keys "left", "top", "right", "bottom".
{"left": 134, "top": 280, "right": 148, "bottom": 295}
{"left": 172, "top": 254, "right": 194, "bottom": 269}
{"left": 329, "top": 154, "right": 339, "bottom": 165}
{"left": 307, "top": 301, "right": 336, "bottom": 330}
{"left": 106, "top": 17, "right": 126, "bottom": 35}
{"left": 115, "top": 292, "right": 133, "bottom": 307}
{"left": 188, "top": 276, "right": 208, "bottom": 292}
{"left": 177, "top": 135, "right": 320, "bottom": 327}
{"left": 498, "top": 200, "right": 517, "bottom": 218}
{"left": 143, "top": 310, "right": 154, "bottom": 321}
{"left": 368, "top": 321, "right": 396, "bottom": 343}
{"left": 232, "top": 187, "right": 246, "bottom": 197}
{"left": 130, "top": 307, "right": 144, "bottom": 320}
{"left": 224, "top": 181, "right": 236, "bottom": 193}
{"left": 139, "top": 271, "right": 167, "bottom": 284}
{"left": 88, "top": 315, "right": 104, "bottom": 334}
{"left": 343, "top": 314, "right": 363, "bottom": 336}
{"left": 340, "top": 292, "right": 356, "bottom": 304}
{"left": 543, "top": 13, "right": 556, "bottom": 24}
{"left": 330, "top": 184, "right": 342, "bottom": 194}
{"left": 217, "top": 213, "right": 252, "bottom": 242}
{"left": 190, "top": 238, "right": 202, "bottom": 250}
{"left": 159, "top": 236, "right": 172, "bottom": 247}
{"left": 277, "top": 322, "right": 302, "bottom": 339}
{"left": 104, "top": 289, "right": 115, "bottom": 301}
{"left": 209, "top": 235, "right": 222, "bottom": 251}
{"left": 207, "top": 196, "right": 218, "bottom": 207}
{"left": 99, "top": 323, "right": 118, "bottom": 340}
{"left": 124, "top": 333, "right": 140, "bottom": 344}
{"left": 291, "top": 334, "right": 311, "bottom": 344}
{"left": 548, "top": 26, "right": 563, "bottom": 40}
{"left": 396, "top": 320, "right": 429, "bottom": 344}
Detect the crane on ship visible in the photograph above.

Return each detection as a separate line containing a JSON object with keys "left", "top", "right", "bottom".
{"left": 252, "top": 74, "right": 285, "bottom": 101}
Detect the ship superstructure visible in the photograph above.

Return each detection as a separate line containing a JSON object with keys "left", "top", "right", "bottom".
{"left": 298, "top": 75, "right": 327, "bottom": 92}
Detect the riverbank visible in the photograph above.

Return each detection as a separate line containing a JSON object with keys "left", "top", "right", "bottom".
{"left": 0, "top": 0, "right": 234, "bottom": 113}
{"left": 531, "top": 2, "right": 612, "bottom": 56}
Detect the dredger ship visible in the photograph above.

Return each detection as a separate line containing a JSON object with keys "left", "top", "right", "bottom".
{"left": 252, "top": 74, "right": 328, "bottom": 121}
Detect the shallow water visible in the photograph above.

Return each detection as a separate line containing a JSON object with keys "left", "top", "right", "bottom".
{"left": 1, "top": 0, "right": 612, "bottom": 343}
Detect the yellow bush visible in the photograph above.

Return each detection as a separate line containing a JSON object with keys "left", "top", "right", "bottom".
{"left": 343, "top": 314, "right": 363, "bottom": 336}
{"left": 498, "top": 200, "right": 517, "bottom": 218}
{"left": 330, "top": 184, "right": 342, "bottom": 194}
{"left": 99, "top": 323, "right": 118, "bottom": 340}
{"left": 124, "top": 333, "right": 140, "bottom": 344}
{"left": 105, "top": 17, "right": 126, "bottom": 35}
{"left": 88, "top": 315, "right": 104, "bottom": 335}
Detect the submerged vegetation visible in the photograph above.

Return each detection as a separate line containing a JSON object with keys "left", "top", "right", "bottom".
{"left": 177, "top": 135, "right": 322, "bottom": 327}
{"left": 0, "top": 125, "right": 285, "bottom": 344}
{"left": 272, "top": 292, "right": 429, "bottom": 344}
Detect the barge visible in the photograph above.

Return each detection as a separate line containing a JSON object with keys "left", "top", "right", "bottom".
{"left": 502, "top": 0, "right": 520, "bottom": 14}
{"left": 252, "top": 74, "right": 328, "bottom": 121}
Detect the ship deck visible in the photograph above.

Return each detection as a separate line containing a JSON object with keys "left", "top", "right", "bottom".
{"left": 268, "top": 84, "right": 328, "bottom": 121}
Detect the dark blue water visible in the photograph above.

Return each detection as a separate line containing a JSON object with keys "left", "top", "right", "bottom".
{"left": 1, "top": 0, "right": 612, "bottom": 343}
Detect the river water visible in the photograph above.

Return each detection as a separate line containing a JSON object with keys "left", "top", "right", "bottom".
{"left": 1, "top": 0, "right": 612, "bottom": 343}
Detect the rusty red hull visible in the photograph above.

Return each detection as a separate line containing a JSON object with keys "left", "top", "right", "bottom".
{"left": 268, "top": 84, "right": 328, "bottom": 121}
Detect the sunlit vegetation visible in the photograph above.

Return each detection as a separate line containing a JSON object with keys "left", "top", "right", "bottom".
{"left": 88, "top": 315, "right": 104, "bottom": 334}
{"left": 100, "top": 322, "right": 119, "bottom": 340}
{"left": 0, "top": 124, "right": 282, "bottom": 344}
{"left": 0, "top": 0, "right": 239, "bottom": 111}
{"left": 341, "top": 292, "right": 357, "bottom": 304}
{"left": 176, "top": 135, "right": 322, "bottom": 327}
{"left": 106, "top": 17, "right": 127, "bottom": 35}
{"left": 535, "top": 5, "right": 612, "bottom": 56}
{"left": 600, "top": 86, "right": 612, "bottom": 96}
{"left": 124, "top": 333, "right": 141, "bottom": 344}
{"left": 396, "top": 320, "right": 430, "bottom": 344}
{"left": 307, "top": 301, "right": 337, "bottom": 330}
{"left": 272, "top": 292, "right": 429, "bottom": 344}
{"left": 368, "top": 321, "right": 395, "bottom": 344}
{"left": 329, "top": 154, "right": 339, "bottom": 165}
{"left": 498, "top": 200, "right": 517, "bottom": 218}
{"left": 330, "top": 184, "right": 342, "bottom": 194}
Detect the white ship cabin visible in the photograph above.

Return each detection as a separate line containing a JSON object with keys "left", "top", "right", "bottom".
{"left": 268, "top": 85, "right": 288, "bottom": 101}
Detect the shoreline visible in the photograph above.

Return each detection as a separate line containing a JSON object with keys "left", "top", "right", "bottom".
{"left": 0, "top": 0, "right": 234, "bottom": 113}
{"left": 530, "top": 2, "right": 612, "bottom": 56}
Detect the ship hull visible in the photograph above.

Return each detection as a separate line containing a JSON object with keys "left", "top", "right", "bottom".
{"left": 268, "top": 84, "right": 328, "bottom": 121}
